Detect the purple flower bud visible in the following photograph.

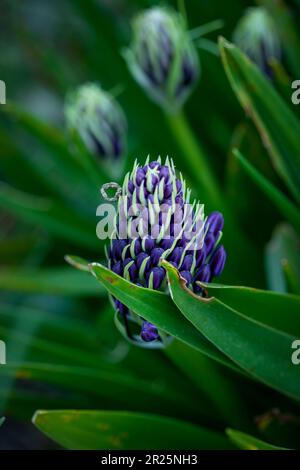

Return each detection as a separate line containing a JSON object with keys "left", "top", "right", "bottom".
{"left": 135, "top": 168, "right": 145, "bottom": 185}
{"left": 194, "top": 264, "right": 211, "bottom": 284}
{"left": 114, "top": 299, "right": 129, "bottom": 316}
{"left": 112, "top": 239, "right": 127, "bottom": 260}
{"left": 112, "top": 260, "right": 123, "bottom": 276}
{"left": 160, "top": 165, "right": 170, "bottom": 181}
{"left": 150, "top": 247, "right": 165, "bottom": 265}
{"left": 164, "top": 183, "right": 173, "bottom": 199}
{"left": 206, "top": 211, "right": 224, "bottom": 236}
{"left": 204, "top": 233, "right": 216, "bottom": 256}
{"left": 141, "top": 321, "right": 160, "bottom": 342}
{"left": 196, "top": 246, "right": 206, "bottom": 268}
{"left": 136, "top": 252, "right": 150, "bottom": 270}
{"left": 168, "top": 246, "right": 183, "bottom": 265}
{"left": 142, "top": 236, "right": 155, "bottom": 252}
{"left": 160, "top": 237, "right": 174, "bottom": 251}
{"left": 124, "top": 258, "right": 138, "bottom": 282}
{"left": 180, "top": 270, "right": 192, "bottom": 285}
{"left": 149, "top": 266, "right": 165, "bottom": 289}
{"left": 180, "top": 254, "right": 193, "bottom": 271}
{"left": 210, "top": 245, "right": 227, "bottom": 277}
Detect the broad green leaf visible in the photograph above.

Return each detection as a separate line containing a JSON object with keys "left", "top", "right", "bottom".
{"left": 0, "top": 183, "right": 99, "bottom": 249}
{"left": 235, "top": 149, "right": 300, "bottom": 234}
{"left": 226, "top": 428, "right": 288, "bottom": 450}
{"left": 164, "top": 261, "right": 300, "bottom": 401}
{"left": 0, "top": 266, "right": 105, "bottom": 296}
{"left": 89, "top": 262, "right": 242, "bottom": 374}
{"left": 265, "top": 224, "right": 300, "bottom": 295}
{"left": 33, "top": 410, "right": 232, "bottom": 450}
{"left": 0, "top": 416, "right": 5, "bottom": 427}
{"left": 220, "top": 37, "right": 300, "bottom": 204}
{"left": 200, "top": 283, "right": 300, "bottom": 337}
{"left": 0, "top": 363, "right": 200, "bottom": 418}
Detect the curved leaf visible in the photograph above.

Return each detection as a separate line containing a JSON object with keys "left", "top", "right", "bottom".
{"left": 33, "top": 410, "right": 232, "bottom": 450}
{"left": 265, "top": 224, "right": 300, "bottom": 295}
{"left": 200, "top": 283, "right": 300, "bottom": 337}
{"left": 89, "top": 262, "right": 242, "bottom": 374}
{"left": 234, "top": 150, "right": 300, "bottom": 234}
{"left": 220, "top": 37, "right": 300, "bottom": 204}
{"left": 164, "top": 261, "right": 300, "bottom": 401}
{"left": 226, "top": 428, "right": 288, "bottom": 450}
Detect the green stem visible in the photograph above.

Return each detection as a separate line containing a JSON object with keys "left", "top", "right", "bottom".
{"left": 166, "top": 110, "right": 222, "bottom": 210}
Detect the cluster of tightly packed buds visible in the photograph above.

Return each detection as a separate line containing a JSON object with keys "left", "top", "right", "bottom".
{"left": 107, "top": 157, "right": 226, "bottom": 347}
{"left": 124, "top": 6, "right": 199, "bottom": 112}
{"left": 65, "top": 82, "right": 127, "bottom": 160}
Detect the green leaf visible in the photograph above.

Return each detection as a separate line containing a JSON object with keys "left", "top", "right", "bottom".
{"left": 0, "top": 325, "right": 103, "bottom": 369}
{"left": 89, "top": 262, "right": 242, "bottom": 374}
{"left": 220, "top": 37, "right": 300, "bottom": 204}
{"left": 0, "top": 303, "right": 99, "bottom": 352}
{"left": 0, "top": 363, "right": 201, "bottom": 419}
{"left": 166, "top": 340, "right": 249, "bottom": 429}
{"left": 0, "top": 183, "right": 99, "bottom": 249}
{"left": 200, "top": 282, "right": 300, "bottom": 338}
{"left": 235, "top": 149, "right": 300, "bottom": 234}
{"left": 33, "top": 410, "right": 232, "bottom": 450}
{"left": 226, "top": 428, "right": 288, "bottom": 450}
{"left": 265, "top": 224, "right": 300, "bottom": 295}
{"left": 0, "top": 416, "right": 5, "bottom": 427}
{"left": 163, "top": 261, "right": 300, "bottom": 401}
{"left": 0, "top": 266, "right": 105, "bottom": 296}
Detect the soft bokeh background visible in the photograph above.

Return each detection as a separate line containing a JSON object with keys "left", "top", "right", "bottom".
{"left": 1, "top": 0, "right": 300, "bottom": 450}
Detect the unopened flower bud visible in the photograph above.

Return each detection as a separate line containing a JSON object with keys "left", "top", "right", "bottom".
{"left": 233, "top": 7, "right": 281, "bottom": 78}
{"left": 65, "top": 83, "right": 127, "bottom": 161}
{"left": 124, "top": 7, "right": 199, "bottom": 112}
{"left": 108, "top": 156, "right": 226, "bottom": 347}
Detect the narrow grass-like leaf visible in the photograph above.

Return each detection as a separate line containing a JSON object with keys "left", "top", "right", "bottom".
{"left": 0, "top": 363, "right": 200, "bottom": 418}
{"left": 0, "top": 267, "right": 104, "bottom": 296}
{"left": 235, "top": 149, "right": 300, "bottom": 234}
{"left": 0, "top": 183, "right": 99, "bottom": 249}
{"left": 265, "top": 224, "right": 300, "bottom": 295}
{"left": 164, "top": 261, "right": 300, "bottom": 401}
{"left": 33, "top": 410, "right": 233, "bottom": 450}
{"left": 220, "top": 38, "right": 300, "bottom": 204}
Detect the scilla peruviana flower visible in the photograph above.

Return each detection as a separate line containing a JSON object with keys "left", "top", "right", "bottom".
{"left": 233, "top": 7, "right": 281, "bottom": 78}
{"left": 123, "top": 7, "right": 200, "bottom": 113}
{"left": 107, "top": 157, "right": 226, "bottom": 348}
{"left": 64, "top": 83, "right": 127, "bottom": 163}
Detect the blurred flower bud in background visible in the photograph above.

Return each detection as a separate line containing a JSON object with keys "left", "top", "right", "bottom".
{"left": 124, "top": 7, "right": 200, "bottom": 113}
{"left": 64, "top": 83, "right": 127, "bottom": 166}
{"left": 233, "top": 7, "right": 281, "bottom": 78}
